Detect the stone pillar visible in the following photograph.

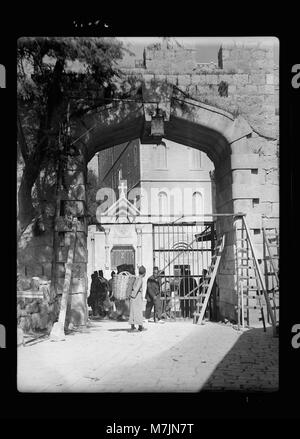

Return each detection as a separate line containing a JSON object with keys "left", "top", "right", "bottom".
{"left": 54, "top": 150, "right": 88, "bottom": 328}
{"left": 104, "top": 228, "right": 110, "bottom": 270}
{"left": 216, "top": 134, "right": 279, "bottom": 323}
{"left": 136, "top": 226, "right": 143, "bottom": 267}
{"left": 213, "top": 153, "right": 237, "bottom": 322}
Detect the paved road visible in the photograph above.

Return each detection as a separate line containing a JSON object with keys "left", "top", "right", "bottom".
{"left": 17, "top": 320, "right": 278, "bottom": 393}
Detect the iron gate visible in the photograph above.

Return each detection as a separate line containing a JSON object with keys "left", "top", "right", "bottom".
{"left": 152, "top": 222, "right": 217, "bottom": 320}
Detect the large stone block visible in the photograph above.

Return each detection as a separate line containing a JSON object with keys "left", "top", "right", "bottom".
{"left": 249, "top": 73, "right": 266, "bottom": 84}
{"left": 262, "top": 217, "right": 279, "bottom": 229}
{"left": 260, "top": 186, "right": 279, "bottom": 202}
{"left": 232, "top": 74, "right": 249, "bottom": 85}
{"left": 261, "top": 156, "right": 279, "bottom": 169}
{"left": 206, "top": 74, "right": 219, "bottom": 84}
{"left": 228, "top": 85, "right": 236, "bottom": 94}
{"left": 177, "top": 74, "right": 192, "bottom": 86}
{"left": 243, "top": 85, "right": 258, "bottom": 94}
{"left": 232, "top": 170, "right": 253, "bottom": 185}
{"left": 231, "top": 154, "right": 259, "bottom": 169}
{"left": 244, "top": 213, "right": 263, "bottom": 229}
{"left": 265, "top": 169, "right": 279, "bottom": 185}
{"left": 252, "top": 201, "right": 272, "bottom": 216}
{"left": 271, "top": 202, "right": 279, "bottom": 216}
{"left": 266, "top": 74, "right": 275, "bottom": 85}
{"left": 232, "top": 184, "right": 261, "bottom": 199}
{"left": 233, "top": 199, "right": 252, "bottom": 213}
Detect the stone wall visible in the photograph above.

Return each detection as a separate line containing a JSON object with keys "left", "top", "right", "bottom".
{"left": 121, "top": 39, "right": 279, "bottom": 139}
{"left": 17, "top": 280, "right": 61, "bottom": 334}
{"left": 118, "top": 39, "right": 279, "bottom": 323}
{"left": 17, "top": 38, "right": 279, "bottom": 327}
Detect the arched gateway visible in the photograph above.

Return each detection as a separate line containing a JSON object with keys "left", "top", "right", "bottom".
{"left": 25, "top": 40, "right": 278, "bottom": 330}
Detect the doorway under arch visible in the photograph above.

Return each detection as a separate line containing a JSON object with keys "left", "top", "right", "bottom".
{"left": 57, "top": 84, "right": 261, "bottom": 328}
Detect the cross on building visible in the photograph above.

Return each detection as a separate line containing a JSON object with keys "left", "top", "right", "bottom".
{"left": 118, "top": 179, "right": 127, "bottom": 199}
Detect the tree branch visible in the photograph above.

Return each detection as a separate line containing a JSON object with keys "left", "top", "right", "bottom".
{"left": 17, "top": 113, "right": 29, "bottom": 163}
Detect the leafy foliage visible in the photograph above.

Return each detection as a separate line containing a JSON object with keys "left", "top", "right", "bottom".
{"left": 17, "top": 37, "right": 126, "bottom": 233}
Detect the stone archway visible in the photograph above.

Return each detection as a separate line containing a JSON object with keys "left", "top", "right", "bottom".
{"left": 56, "top": 79, "right": 267, "bottom": 327}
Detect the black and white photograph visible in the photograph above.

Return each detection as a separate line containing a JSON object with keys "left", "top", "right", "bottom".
{"left": 15, "top": 35, "right": 281, "bottom": 394}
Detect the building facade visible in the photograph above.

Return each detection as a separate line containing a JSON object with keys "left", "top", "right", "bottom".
{"left": 87, "top": 140, "right": 215, "bottom": 296}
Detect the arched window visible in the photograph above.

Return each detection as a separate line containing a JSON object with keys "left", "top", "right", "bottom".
{"left": 154, "top": 142, "right": 167, "bottom": 169}
{"left": 158, "top": 191, "right": 168, "bottom": 216}
{"left": 192, "top": 191, "right": 203, "bottom": 216}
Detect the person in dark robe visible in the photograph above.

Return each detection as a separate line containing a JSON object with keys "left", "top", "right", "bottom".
{"left": 129, "top": 265, "right": 147, "bottom": 332}
{"left": 145, "top": 266, "right": 164, "bottom": 323}
{"left": 88, "top": 272, "right": 100, "bottom": 317}
{"left": 179, "top": 269, "right": 198, "bottom": 318}
{"left": 97, "top": 270, "right": 109, "bottom": 317}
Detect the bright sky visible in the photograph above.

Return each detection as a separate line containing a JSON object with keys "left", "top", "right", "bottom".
{"left": 118, "top": 37, "right": 279, "bottom": 64}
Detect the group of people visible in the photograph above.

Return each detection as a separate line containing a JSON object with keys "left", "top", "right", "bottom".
{"left": 88, "top": 270, "right": 117, "bottom": 319}
{"left": 88, "top": 266, "right": 210, "bottom": 332}
{"left": 179, "top": 268, "right": 208, "bottom": 318}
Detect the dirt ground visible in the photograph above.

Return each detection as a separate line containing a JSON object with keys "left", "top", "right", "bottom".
{"left": 17, "top": 319, "right": 278, "bottom": 393}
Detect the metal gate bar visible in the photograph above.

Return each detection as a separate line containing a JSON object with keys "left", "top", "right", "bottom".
{"left": 153, "top": 221, "right": 216, "bottom": 320}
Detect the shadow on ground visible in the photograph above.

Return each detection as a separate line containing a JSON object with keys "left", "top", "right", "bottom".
{"left": 202, "top": 326, "right": 278, "bottom": 392}
{"left": 97, "top": 324, "right": 278, "bottom": 392}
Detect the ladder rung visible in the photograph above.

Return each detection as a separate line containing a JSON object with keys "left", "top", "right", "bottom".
{"left": 236, "top": 248, "right": 249, "bottom": 253}
{"left": 243, "top": 305, "right": 264, "bottom": 309}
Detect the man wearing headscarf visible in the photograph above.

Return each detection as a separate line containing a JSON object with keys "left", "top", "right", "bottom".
{"left": 129, "top": 265, "right": 147, "bottom": 332}
{"left": 179, "top": 269, "right": 198, "bottom": 318}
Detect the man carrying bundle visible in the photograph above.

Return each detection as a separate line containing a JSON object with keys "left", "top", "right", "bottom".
{"left": 128, "top": 266, "right": 147, "bottom": 332}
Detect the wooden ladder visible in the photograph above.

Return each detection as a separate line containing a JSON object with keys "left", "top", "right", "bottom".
{"left": 193, "top": 234, "right": 225, "bottom": 325}
{"left": 234, "top": 214, "right": 277, "bottom": 335}
{"left": 262, "top": 222, "right": 279, "bottom": 326}
{"left": 50, "top": 218, "right": 78, "bottom": 340}
{"left": 235, "top": 223, "right": 266, "bottom": 331}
